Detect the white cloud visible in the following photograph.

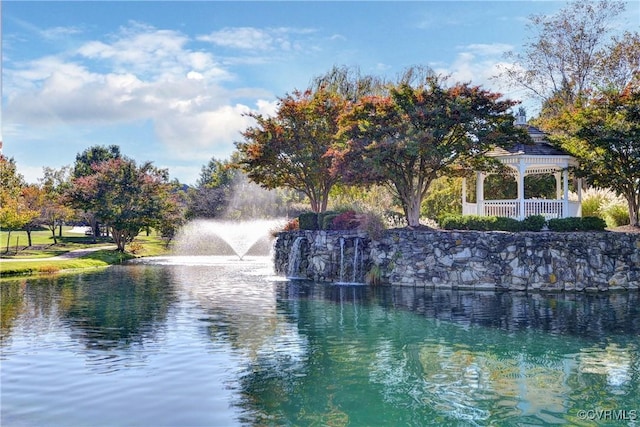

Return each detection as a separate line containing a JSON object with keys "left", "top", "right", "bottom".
{"left": 76, "top": 22, "right": 229, "bottom": 81}
{"left": 3, "top": 20, "right": 284, "bottom": 183}
{"left": 199, "top": 27, "right": 274, "bottom": 51}
{"left": 433, "top": 43, "right": 514, "bottom": 88}
{"left": 461, "top": 43, "right": 513, "bottom": 57}
{"left": 198, "top": 26, "right": 316, "bottom": 53}
{"left": 155, "top": 99, "right": 278, "bottom": 162}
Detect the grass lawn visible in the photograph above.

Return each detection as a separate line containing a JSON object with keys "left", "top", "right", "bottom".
{"left": 0, "top": 227, "right": 171, "bottom": 278}
{"left": 0, "top": 226, "right": 104, "bottom": 257}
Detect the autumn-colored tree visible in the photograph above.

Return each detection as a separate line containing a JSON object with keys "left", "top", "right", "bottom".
{"left": 236, "top": 87, "right": 347, "bottom": 213}
{"left": 40, "top": 166, "right": 75, "bottom": 244}
{"left": 67, "top": 157, "right": 177, "bottom": 251}
{"left": 551, "top": 87, "right": 640, "bottom": 226}
{"left": 71, "top": 145, "right": 122, "bottom": 240}
{"left": 20, "top": 185, "right": 46, "bottom": 247}
{"left": 0, "top": 156, "right": 39, "bottom": 252}
{"left": 339, "top": 75, "right": 525, "bottom": 227}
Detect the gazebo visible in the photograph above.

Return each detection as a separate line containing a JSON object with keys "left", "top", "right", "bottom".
{"left": 462, "top": 115, "right": 582, "bottom": 220}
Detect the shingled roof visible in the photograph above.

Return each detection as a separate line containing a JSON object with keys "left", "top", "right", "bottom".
{"left": 488, "top": 125, "right": 572, "bottom": 157}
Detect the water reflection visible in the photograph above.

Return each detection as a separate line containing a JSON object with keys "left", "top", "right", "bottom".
{"left": 1, "top": 262, "right": 639, "bottom": 427}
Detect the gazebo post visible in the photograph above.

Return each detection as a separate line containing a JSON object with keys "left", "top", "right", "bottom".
{"left": 517, "top": 159, "right": 526, "bottom": 220}
{"left": 462, "top": 178, "right": 467, "bottom": 211}
{"left": 563, "top": 169, "right": 569, "bottom": 218}
{"left": 476, "top": 172, "right": 484, "bottom": 216}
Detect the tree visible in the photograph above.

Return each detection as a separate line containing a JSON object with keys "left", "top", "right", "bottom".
{"left": 40, "top": 166, "right": 75, "bottom": 244}
{"left": 71, "top": 145, "right": 122, "bottom": 240}
{"left": 499, "top": 0, "right": 626, "bottom": 111}
{"left": 67, "top": 157, "right": 178, "bottom": 251}
{"left": 157, "top": 182, "right": 188, "bottom": 246}
{"left": 236, "top": 87, "right": 347, "bottom": 213}
{"left": 20, "top": 185, "right": 45, "bottom": 247}
{"left": 553, "top": 87, "right": 640, "bottom": 226}
{"left": 0, "top": 156, "right": 39, "bottom": 252}
{"left": 72, "top": 145, "right": 121, "bottom": 178}
{"left": 186, "top": 156, "right": 237, "bottom": 219}
{"left": 594, "top": 31, "right": 640, "bottom": 93}
{"left": 310, "top": 65, "right": 384, "bottom": 102}
{"left": 339, "top": 75, "right": 525, "bottom": 227}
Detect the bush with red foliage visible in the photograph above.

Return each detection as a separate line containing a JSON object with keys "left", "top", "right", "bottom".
{"left": 283, "top": 218, "right": 299, "bottom": 231}
{"left": 331, "top": 211, "right": 359, "bottom": 230}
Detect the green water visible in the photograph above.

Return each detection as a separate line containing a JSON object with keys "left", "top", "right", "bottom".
{"left": 1, "top": 257, "right": 639, "bottom": 426}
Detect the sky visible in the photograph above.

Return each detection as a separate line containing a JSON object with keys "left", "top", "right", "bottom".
{"left": 2, "top": 1, "right": 639, "bottom": 185}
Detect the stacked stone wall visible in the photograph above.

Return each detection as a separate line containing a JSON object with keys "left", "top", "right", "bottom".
{"left": 274, "top": 229, "right": 640, "bottom": 291}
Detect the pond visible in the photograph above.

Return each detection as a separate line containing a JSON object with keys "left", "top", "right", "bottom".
{"left": 1, "top": 256, "right": 639, "bottom": 426}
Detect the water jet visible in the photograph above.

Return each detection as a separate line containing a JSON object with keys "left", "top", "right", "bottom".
{"left": 172, "top": 218, "right": 284, "bottom": 259}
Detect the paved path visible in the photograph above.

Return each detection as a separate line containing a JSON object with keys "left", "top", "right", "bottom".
{"left": 0, "top": 246, "right": 117, "bottom": 262}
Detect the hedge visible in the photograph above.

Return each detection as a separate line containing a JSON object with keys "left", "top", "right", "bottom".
{"left": 440, "top": 214, "right": 546, "bottom": 232}
{"left": 298, "top": 212, "right": 319, "bottom": 230}
{"left": 440, "top": 214, "right": 607, "bottom": 232}
{"left": 547, "top": 216, "right": 606, "bottom": 231}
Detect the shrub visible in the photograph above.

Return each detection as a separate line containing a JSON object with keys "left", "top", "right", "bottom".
{"left": 547, "top": 216, "right": 606, "bottom": 231}
{"left": 365, "top": 264, "right": 383, "bottom": 286}
{"left": 581, "top": 187, "right": 629, "bottom": 227}
{"left": 493, "top": 216, "right": 522, "bottom": 232}
{"left": 441, "top": 214, "right": 545, "bottom": 232}
{"left": 521, "top": 215, "right": 546, "bottom": 232}
{"left": 319, "top": 211, "right": 339, "bottom": 230}
{"left": 298, "top": 212, "right": 319, "bottom": 230}
{"left": 359, "top": 211, "right": 386, "bottom": 239}
{"left": 283, "top": 218, "right": 299, "bottom": 232}
{"left": 602, "top": 203, "right": 630, "bottom": 227}
{"left": 331, "top": 210, "right": 359, "bottom": 230}
{"left": 547, "top": 217, "right": 582, "bottom": 231}
{"left": 580, "top": 216, "right": 607, "bottom": 231}
{"left": 440, "top": 215, "right": 495, "bottom": 231}
{"left": 128, "top": 241, "right": 144, "bottom": 254}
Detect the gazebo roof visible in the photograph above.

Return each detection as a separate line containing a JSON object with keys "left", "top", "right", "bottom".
{"left": 486, "top": 125, "right": 577, "bottom": 174}
{"left": 488, "top": 125, "right": 572, "bottom": 157}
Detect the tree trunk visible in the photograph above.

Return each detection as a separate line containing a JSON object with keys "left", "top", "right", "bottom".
{"left": 5, "top": 231, "right": 11, "bottom": 253}
{"left": 26, "top": 229, "right": 32, "bottom": 247}
{"left": 111, "top": 227, "right": 127, "bottom": 252}
{"left": 50, "top": 224, "right": 58, "bottom": 244}
{"left": 404, "top": 194, "right": 422, "bottom": 227}
{"left": 627, "top": 192, "right": 639, "bottom": 227}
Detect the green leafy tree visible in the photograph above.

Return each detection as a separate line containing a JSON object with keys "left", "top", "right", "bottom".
{"left": 186, "top": 156, "right": 237, "bottom": 219}
{"left": 236, "top": 87, "right": 347, "bottom": 213}
{"left": 67, "top": 157, "right": 177, "bottom": 251}
{"left": 72, "top": 145, "right": 121, "bottom": 178}
{"left": 339, "top": 75, "right": 525, "bottom": 227}
{"left": 554, "top": 88, "right": 640, "bottom": 226}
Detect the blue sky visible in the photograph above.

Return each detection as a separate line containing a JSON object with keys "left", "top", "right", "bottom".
{"left": 2, "top": 1, "right": 639, "bottom": 185}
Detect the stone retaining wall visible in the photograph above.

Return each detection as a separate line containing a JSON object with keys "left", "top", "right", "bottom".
{"left": 274, "top": 229, "right": 640, "bottom": 291}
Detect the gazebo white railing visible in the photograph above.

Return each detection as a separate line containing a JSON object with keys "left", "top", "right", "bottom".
{"left": 463, "top": 199, "right": 582, "bottom": 220}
